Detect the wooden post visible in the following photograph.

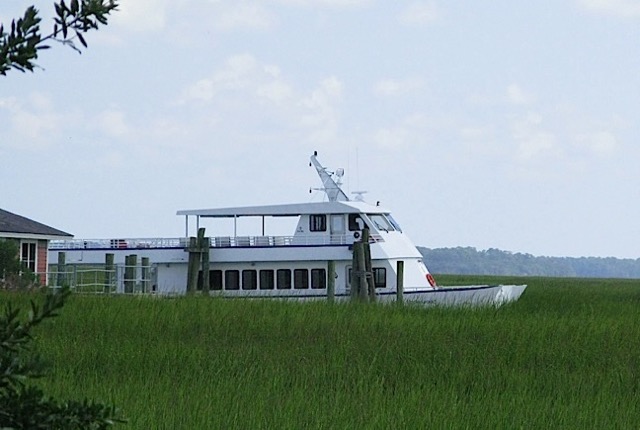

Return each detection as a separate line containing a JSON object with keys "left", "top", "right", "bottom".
{"left": 396, "top": 260, "right": 404, "bottom": 305}
{"left": 356, "top": 241, "right": 368, "bottom": 301}
{"left": 327, "top": 260, "right": 335, "bottom": 303}
{"left": 124, "top": 254, "right": 137, "bottom": 293}
{"left": 141, "top": 257, "right": 150, "bottom": 293}
{"left": 362, "top": 228, "right": 375, "bottom": 302}
{"left": 104, "top": 253, "right": 114, "bottom": 293}
{"left": 57, "top": 252, "right": 66, "bottom": 287}
{"left": 350, "top": 243, "right": 359, "bottom": 300}
{"left": 201, "top": 236, "right": 210, "bottom": 294}
{"left": 186, "top": 237, "right": 199, "bottom": 293}
{"left": 124, "top": 255, "right": 133, "bottom": 293}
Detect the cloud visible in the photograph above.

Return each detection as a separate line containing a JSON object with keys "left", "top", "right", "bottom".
{"left": 577, "top": 0, "right": 640, "bottom": 17}
{"left": 398, "top": 1, "right": 440, "bottom": 26}
{"left": 112, "top": 0, "right": 171, "bottom": 32}
{"left": 574, "top": 131, "right": 617, "bottom": 155}
{"left": 373, "top": 78, "right": 424, "bottom": 97}
{"left": 92, "top": 109, "right": 130, "bottom": 138}
{"left": 213, "top": 3, "right": 274, "bottom": 30}
{"left": 274, "top": 0, "right": 371, "bottom": 7}
{"left": 506, "top": 83, "right": 535, "bottom": 105}
{"left": 510, "top": 112, "right": 559, "bottom": 160}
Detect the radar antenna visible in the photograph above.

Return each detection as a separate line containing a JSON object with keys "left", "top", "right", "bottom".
{"left": 309, "top": 151, "right": 349, "bottom": 202}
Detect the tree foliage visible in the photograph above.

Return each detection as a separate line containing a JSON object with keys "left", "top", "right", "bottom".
{"left": 0, "top": 240, "right": 37, "bottom": 290}
{"left": 0, "top": 288, "right": 125, "bottom": 428}
{"left": 0, "top": 0, "right": 118, "bottom": 76}
{"left": 420, "top": 246, "right": 640, "bottom": 278}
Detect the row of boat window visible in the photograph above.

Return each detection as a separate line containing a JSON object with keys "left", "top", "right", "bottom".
{"left": 198, "top": 267, "right": 387, "bottom": 291}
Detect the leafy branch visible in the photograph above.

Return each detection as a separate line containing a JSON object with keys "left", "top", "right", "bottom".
{"left": 0, "top": 0, "right": 119, "bottom": 76}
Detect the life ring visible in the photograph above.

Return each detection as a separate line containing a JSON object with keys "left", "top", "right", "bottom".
{"left": 353, "top": 231, "right": 361, "bottom": 239}
{"left": 426, "top": 273, "right": 437, "bottom": 288}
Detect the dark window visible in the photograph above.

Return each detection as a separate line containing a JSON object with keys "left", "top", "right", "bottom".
{"left": 242, "top": 270, "right": 257, "bottom": 290}
{"left": 373, "top": 268, "right": 386, "bottom": 288}
{"left": 210, "top": 270, "right": 223, "bottom": 290}
{"left": 311, "top": 269, "right": 326, "bottom": 289}
{"left": 225, "top": 270, "right": 240, "bottom": 290}
{"left": 348, "top": 214, "right": 362, "bottom": 231}
{"left": 277, "top": 269, "right": 291, "bottom": 289}
{"left": 260, "top": 270, "right": 275, "bottom": 290}
{"left": 309, "top": 214, "right": 326, "bottom": 232}
{"left": 294, "top": 269, "right": 309, "bottom": 289}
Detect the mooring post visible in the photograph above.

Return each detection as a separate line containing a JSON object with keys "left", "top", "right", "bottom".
{"left": 201, "top": 235, "right": 210, "bottom": 294}
{"left": 396, "top": 260, "right": 404, "bottom": 305}
{"left": 362, "top": 227, "right": 375, "bottom": 302}
{"left": 104, "top": 253, "right": 114, "bottom": 293}
{"left": 124, "top": 255, "right": 133, "bottom": 293}
{"left": 327, "top": 260, "right": 335, "bottom": 303}
{"left": 356, "top": 241, "right": 368, "bottom": 301}
{"left": 186, "top": 236, "right": 199, "bottom": 293}
{"left": 350, "top": 243, "right": 359, "bottom": 300}
{"left": 141, "top": 257, "right": 150, "bottom": 293}
{"left": 57, "top": 251, "right": 66, "bottom": 287}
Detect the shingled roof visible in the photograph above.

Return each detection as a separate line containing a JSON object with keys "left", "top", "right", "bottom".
{"left": 0, "top": 208, "right": 72, "bottom": 238}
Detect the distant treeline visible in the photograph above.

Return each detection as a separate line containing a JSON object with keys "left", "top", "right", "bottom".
{"left": 419, "top": 247, "right": 640, "bottom": 279}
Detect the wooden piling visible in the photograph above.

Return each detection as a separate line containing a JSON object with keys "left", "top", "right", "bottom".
{"left": 141, "top": 257, "right": 150, "bottom": 293}
{"left": 200, "top": 230, "right": 210, "bottom": 294}
{"left": 57, "top": 252, "right": 66, "bottom": 287}
{"left": 124, "top": 254, "right": 137, "bottom": 294}
{"left": 327, "top": 260, "right": 335, "bottom": 303}
{"left": 104, "top": 253, "right": 114, "bottom": 293}
{"left": 362, "top": 228, "right": 376, "bottom": 302}
{"left": 186, "top": 237, "right": 199, "bottom": 294}
{"left": 396, "top": 260, "right": 404, "bottom": 304}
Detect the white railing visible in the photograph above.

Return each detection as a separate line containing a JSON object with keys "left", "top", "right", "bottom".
{"left": 49, "top": 233, "right": 384, "bottom": 251}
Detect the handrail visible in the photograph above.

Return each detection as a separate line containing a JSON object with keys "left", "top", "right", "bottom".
{"left": 49, "top": 233, "right": 384, "bottom": 251}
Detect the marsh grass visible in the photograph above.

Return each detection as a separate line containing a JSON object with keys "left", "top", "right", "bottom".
{"left": 5, "top": 276, "right": 640, "bottom": 429}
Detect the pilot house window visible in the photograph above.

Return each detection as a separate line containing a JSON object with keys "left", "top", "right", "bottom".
{"left": 309, "top": 214, "right": 327, "bottom": 232}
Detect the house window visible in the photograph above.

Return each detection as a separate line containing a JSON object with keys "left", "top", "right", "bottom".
{"left": 294, "top": 269, "right": 309, "bottom": 289}
{"left": 311, "top": 269, "right": 326, "bottom": 289}
{"left": 225, "top": 270, "right": 240, "bottom": 290}
{"left": 277, "top": 269, "right": 291, "bottom": 289}
{"left": 210, "top": 270, "right": 223, "bottom": 290}
{"left": 20, "top": 242, "right": 37, "bottom": 272}
{"left": 260, "top": 270, "right": 274, "bottom": 290}
{"left": 309, "top": 215, "right": 326, "bottom": 232}
{"left": 242, "top": 270, "right": 257, "bottom": 290}
{"left": 373, "top": 268, "right": 387, "bottom": 288}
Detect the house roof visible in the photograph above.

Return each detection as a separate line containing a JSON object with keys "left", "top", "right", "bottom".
{"left": 0, "top": 208, "right": 72, "bottom": 239}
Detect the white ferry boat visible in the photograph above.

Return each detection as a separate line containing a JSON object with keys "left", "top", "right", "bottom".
{"left": 48, "top": 153, "right": 526, "bottom": 305}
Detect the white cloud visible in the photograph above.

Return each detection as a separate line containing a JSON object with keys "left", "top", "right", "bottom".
{"left": 213, "top": 3, "right": 274, "bottom": 31}
{"left": 274, "top": 0, "right": 371, "bottom": 7}
{"left": 578, "top": 0, "right": 640, "bottom": 18}
{"left": 112, "top": 0, "right": 171, "bottom": 32}
{"left": 574, "top": 131, "right": 617, "bottom": 155}
{"left": 510, "top": 112, "right": 559, "bottom": 160}
{"left": 93, "top": 109, "right": 130, "bottom": 138}
{"left": 506, "top": 83, "right": 535, "bottom": 105}
{"left": 373, "top": 78, "right": 424, "bottom": 97}
{"left": 398, "top": 1, "right": 440, "bottom": 26}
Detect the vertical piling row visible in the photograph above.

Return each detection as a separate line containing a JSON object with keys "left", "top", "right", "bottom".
{"left": 141, "top": 257, "right": 150, "bottom": 293}
{"left": 396, "top": 260, "right": 404, "bottom": 304}
{"left": 124, "top": 254, "right": 137, "bottom": 293}
{"left": 187, "top": 227, "right": 210, "bottom": 294}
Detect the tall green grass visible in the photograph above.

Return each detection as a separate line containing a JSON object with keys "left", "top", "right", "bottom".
{"left": 5, "top": 276, "right": 640, "bottom": 429}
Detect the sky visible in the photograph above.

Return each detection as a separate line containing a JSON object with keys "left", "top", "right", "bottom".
{"left": 1, "top": 0, "right": 639, "bottom": 259}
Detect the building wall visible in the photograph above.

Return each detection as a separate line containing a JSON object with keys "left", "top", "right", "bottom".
{"left": 37, "top": 240, "right": 48, "bottom": 285}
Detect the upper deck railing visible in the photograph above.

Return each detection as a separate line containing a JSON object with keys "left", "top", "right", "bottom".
{"left": 49, "top": 233, "right": 383, "bottom": 251}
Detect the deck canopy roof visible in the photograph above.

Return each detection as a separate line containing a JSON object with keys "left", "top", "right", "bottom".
{"left": 177, "top": 201, "right": 390, "bottom": 218}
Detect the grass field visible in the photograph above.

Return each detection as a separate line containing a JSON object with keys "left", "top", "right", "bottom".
{"left": 4, "top": 276, "right": 640, "bottom": 429}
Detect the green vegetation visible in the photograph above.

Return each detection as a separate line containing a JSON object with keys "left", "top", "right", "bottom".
{"left": 421, "top": 246, "right": 640, "bottom": 278}
{"left": 0, "top": 288, "right": 124, "bottom": 428}
{"left": 4, "top": 276, "right": 640, "bottom": 428}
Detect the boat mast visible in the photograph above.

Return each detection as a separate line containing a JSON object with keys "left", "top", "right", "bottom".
{"left": 310, "top": 151, "right": 349, "bottom": 202}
